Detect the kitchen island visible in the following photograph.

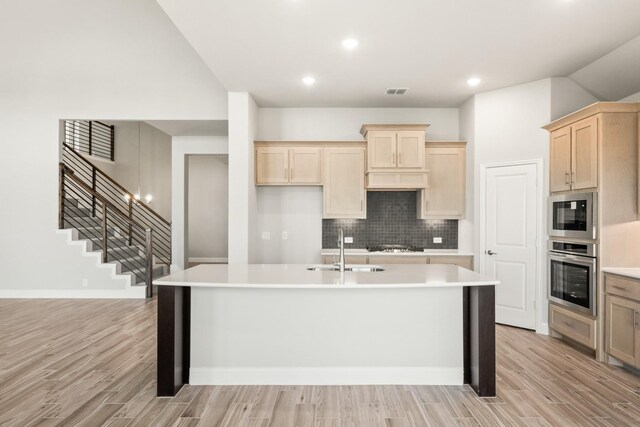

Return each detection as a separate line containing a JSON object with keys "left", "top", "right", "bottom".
{"left": 154, "top": 264, "right": 499, "bottom": 397}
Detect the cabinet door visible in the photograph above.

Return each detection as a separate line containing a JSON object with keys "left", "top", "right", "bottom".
{"left": 421, "top": 147, "right": 465, "bottom": 218}
{"left": 290, "top": 147, "right": 322, "bottom": 184}
{"left": 606, "top": 295, "right": 640, "bottom": 367}
{"left": 571, "top": 116, "right": 598, "bottom": 190}
{"left": 323, "top": 148, "right": 366, "bottom": 219}
{"left": 368, "top": 131, "right": 397, "bottom": 169}
{"left": 255, "top": 147, "right": 289, "bottom": 184}
{"left": 549, "top": 126, "right": 572, "bottom": 192}
{"left": 397, "top": 131, "right": 425, "bottom": 169}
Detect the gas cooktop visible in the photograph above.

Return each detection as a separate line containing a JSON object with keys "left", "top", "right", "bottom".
{"left": 366, "top": 245, "right": 424, "bottom": 253}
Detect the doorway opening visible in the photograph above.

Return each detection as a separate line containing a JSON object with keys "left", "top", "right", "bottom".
{"left": 187, "top": 154, "right": 229, "bottom": 267}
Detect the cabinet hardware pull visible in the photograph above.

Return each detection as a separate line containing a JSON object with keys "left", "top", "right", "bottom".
{"left": 635, "top": 310, "right": 640, "bottom": 329}
{"left": 285, "top": 168, "right": 288, "bottom": 181}
{"left": 571, "top": 171, "right": 576, "bottom": 184}
{"left": 611, "top": 285, "right": 630, "bottom": 292}
{"left": 565, "top": 172, "right": 570, "bottom": 185}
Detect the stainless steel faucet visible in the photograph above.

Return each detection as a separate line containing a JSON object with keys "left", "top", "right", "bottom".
{"left": 336, "top": 228, "right": 346, "bottom": 272}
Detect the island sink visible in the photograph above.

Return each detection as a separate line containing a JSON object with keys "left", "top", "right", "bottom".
{"left": 306, "top": 264, "right": 385, "bottom": 272}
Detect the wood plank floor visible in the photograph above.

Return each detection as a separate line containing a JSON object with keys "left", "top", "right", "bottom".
{"left": 1, "top": 299, "right": 640, "bottom": 426}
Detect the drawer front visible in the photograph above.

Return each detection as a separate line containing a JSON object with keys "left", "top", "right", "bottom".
{"left": 605, "top": 274, "right": 640, "bottom": 301}
{"left": 550, "top": 303, "right": 596, "bottom": 349}
{"left": 368, "top": 256, "right": 427, "bottom": 265}
{"left": 428, "top": 256, "right": 473, "bottom": 270}
{"left": 367, "top": 172, "right": 428, "bottom": 189}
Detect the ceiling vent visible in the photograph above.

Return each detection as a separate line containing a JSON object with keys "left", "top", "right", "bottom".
{"left": 386, "top": 88, "right": 408, "bottom": 95}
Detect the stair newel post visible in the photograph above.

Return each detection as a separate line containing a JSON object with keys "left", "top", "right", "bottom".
{"left": 59, "top": 164, "right": 65, "bottom": 230}
{"left": 145, "top": 228, "right": 153, "bottom": 298}
{"left": 91, "top": 168, "right": 97, "bottom": 218}
{"left": 128, "top": 197, "right": 133, "bottom": 246}
{"left": 102, "top": 202, "right": 108, "bottom": 264}
{"left": 88, "top": 120, "right": 93, "bottom": 157}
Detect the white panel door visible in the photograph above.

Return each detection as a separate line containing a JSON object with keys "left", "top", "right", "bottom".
{"left": 484, "top": 163, "right": 538, "bottom": 329}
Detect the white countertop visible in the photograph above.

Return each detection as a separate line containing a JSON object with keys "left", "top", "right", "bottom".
{"left": 602, "top": 268, "right": 640, "bottom": 280}
{"left": 321, "top": 249, "right": 474, "bottom": 257}
{"left": 154, "top": 264, "right": 498, "bottom": 289}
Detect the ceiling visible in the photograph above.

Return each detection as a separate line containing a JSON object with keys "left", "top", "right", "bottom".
{"left": 156, "top": 0, "right": 640, "bottom": 107}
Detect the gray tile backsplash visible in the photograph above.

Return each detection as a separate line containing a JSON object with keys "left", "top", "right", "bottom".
{"left": 322, "top": 191, "right": 458, "bottom": 249}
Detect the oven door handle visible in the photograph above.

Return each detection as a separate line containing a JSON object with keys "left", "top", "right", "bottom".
{"left": 548, "top": 252, "right": 596, "bottom": 267}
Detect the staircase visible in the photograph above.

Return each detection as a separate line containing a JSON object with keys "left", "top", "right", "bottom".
{"left": 59, "top": 132, "right": 171, "bottom": 298}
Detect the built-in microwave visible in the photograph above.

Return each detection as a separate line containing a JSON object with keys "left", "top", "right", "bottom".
{"left": 549, "top": 192, "right": 597, "bottom": 240}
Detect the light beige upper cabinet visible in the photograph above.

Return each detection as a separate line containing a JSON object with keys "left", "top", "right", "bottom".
{"left": 571, "top": 116, "right": 598, "bottom": 190}
{"left": 255, "top": 146, "right": 322, "bottom": 185}
{"left": 368, "top": 131, "right": 397, "bottom": 169}
{"left": 323, "top": 147, "right": 366, "bottom": 219}
{"left": 361, "top": 125, "right": 427, "bottom": 172}
{"left": 548, "top": 116, "right": 598, "bottom": 193}
{"left": 418, "top": 143, "right": 466, "bottom": 219}
{"left": 255, "top": 147, "right": 289, "bottom": 184}
{"left": 550, "top": 126, "right": 572, "bottom": 192}
{"left": 606, "top": 294, "right": 640, "bottom": 367}
{"left": 290, "top": 147, "right": 322, "bottom": 184}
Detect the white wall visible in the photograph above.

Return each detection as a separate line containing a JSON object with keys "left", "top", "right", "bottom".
{"left": 258, "top": 187, "right": 323, "bottom": 264}
{"left": 256, "top": 107, "right": 460, "bottom": 263}
{"left": 550, "top": 77, "right": 599, "bottom": 120}
{"left": 172, "top": 136, "right": 228, "bottom": 270}
{"left": 458, "top": 99, "right": 476, "bottom": 254}
{"left": 89, "top": 121, "right": 173, "bottom": 220}
{"left": 188, "top": 155, "right": 229, "bottom": 261}
{"left": 258, "top": 108, "right": 459, "bottom": 141}
{"left": 228, "top": 93, "right": 259, "bottom": 264}
{"left": 618, "top": 91, "right": 640, "bottom": 102}
{"left": 0, "top": 0, "right": 227, "bottom": 294}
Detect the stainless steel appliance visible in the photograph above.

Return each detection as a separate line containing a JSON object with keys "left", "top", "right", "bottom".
{"left": 548, "top": 240, "right": 597, "bottom": 316}
{"left": 366, "top": 244, "right": 424, "bottom": 253}
{"left": 549, "top": 192, "right": 597, "bottom": 240}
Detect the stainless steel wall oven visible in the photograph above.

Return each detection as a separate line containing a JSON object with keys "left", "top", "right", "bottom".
{"left": 548, "top": 240, "right": 597, "bottom": 316}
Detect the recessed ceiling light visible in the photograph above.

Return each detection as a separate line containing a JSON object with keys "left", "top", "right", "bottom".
{"left": 302, "top": 76, "right": 316, "bottom": 86}
{"left": 467, "top": 77, "right": 481, "bottom": 87}
{"left": 342, "top": 38, "right": 359, "bottom": 50}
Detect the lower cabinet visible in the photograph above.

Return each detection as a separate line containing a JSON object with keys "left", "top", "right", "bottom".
{"left": 322, "top": 256, "right": 368, "bottom": 265}
{"left": 320, "top": 254, "right": 474, "bottom": 268}
{"left": 604, "top": 273, "right": 640, "bottom": 368}
{"left": 428, "top": 255, "right": 473, "bottom": 270}
{"left": 549, "top": 303, "right": 596, "bottom": 349}
{"left": 368, "top": 256, "right": 427, "bottom": 265}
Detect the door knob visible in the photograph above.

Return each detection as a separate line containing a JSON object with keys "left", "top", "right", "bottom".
{"left": 486, "top": 250, "right": 497, "bottom": 256}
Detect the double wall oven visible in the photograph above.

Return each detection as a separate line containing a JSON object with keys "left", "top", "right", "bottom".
{"left": 548, "top": 192, "right": 598, "bottom": 316}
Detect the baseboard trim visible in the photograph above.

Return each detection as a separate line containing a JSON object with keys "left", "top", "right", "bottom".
{"left": 189, "top": 257, "right": 228, "bottom": 263}
{"left": 190, "top": 367, "right": 463, "bottom": 385}
{"left": 537, "top": 322, "right": 550, "bottom": 336}
{"left": 0, "top": 288, "right": 146, "bottom": 299}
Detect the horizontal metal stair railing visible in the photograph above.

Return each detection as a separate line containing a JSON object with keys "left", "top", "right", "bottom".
{"left": 59, "top": 163, "right": 157, "bottom": 298}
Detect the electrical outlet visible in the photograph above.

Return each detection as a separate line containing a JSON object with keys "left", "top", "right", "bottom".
{"left": 345, "top": 237, "right": 354, "bottom": 244}
{"left": 433, "top": 237, "right": 443, "bottom": 244}
{"left": 282, "top": 231, "right": 288, "bottom": 240}
{"left": 82, "top": 279, "right": 89, "bottom": 287}
{"left": 261, "top": 231, "right": 271, "bottom": 240}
